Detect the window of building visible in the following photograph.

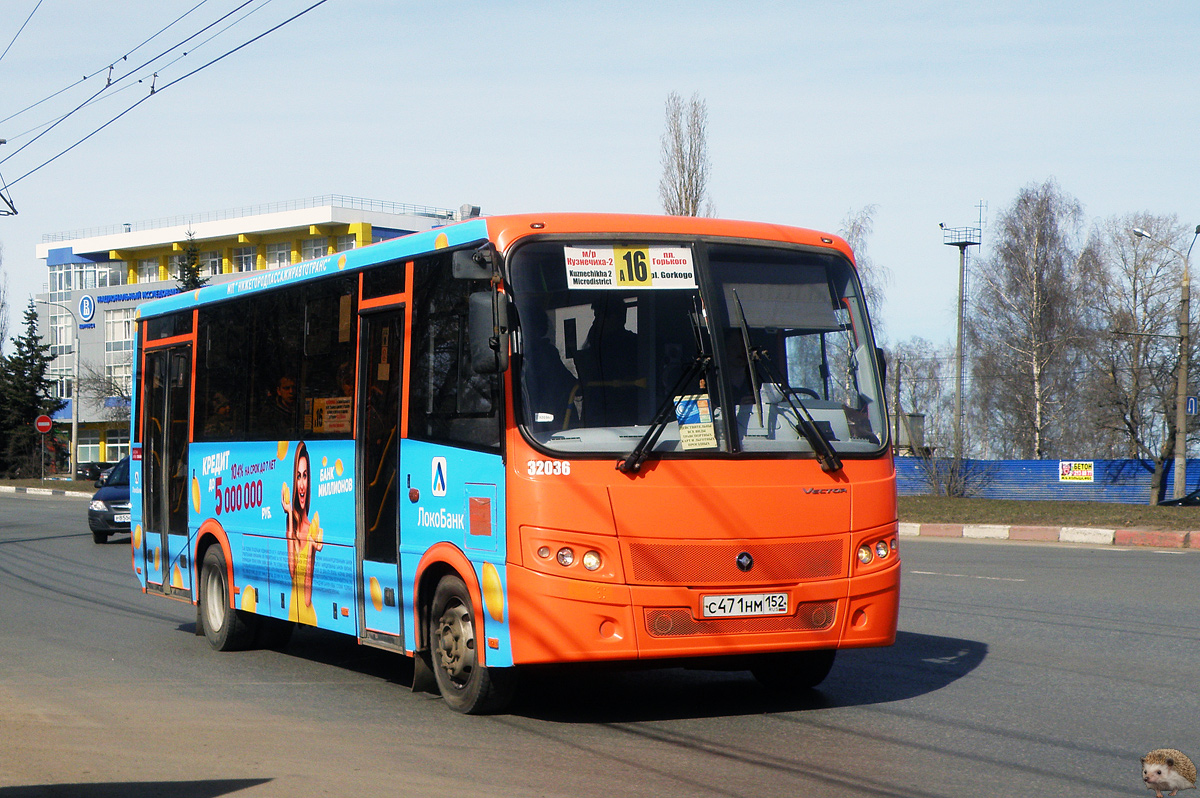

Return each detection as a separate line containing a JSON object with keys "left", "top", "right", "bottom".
{"left": 168, "top": 253, "right": 183, "bottom": 280}
{"left": 266, "top": 242, "right": 292, "bottom": 270}
{"left": 105, "top": 308, "right": 136, "bottom": 396}
{"left": 138, "top": 258, "right": 160, "bottom": 283}
{"left": 201, "top": 251, "right": 221, "bottom": 276}
{"left": 106, "top": 429, "right": 130, "bottom": 461}
{"left": 336, "top": 234, "right": 356, "bottom": 252}
{"left": 232, "top": 246, "right": 256, "bottom": 272}
{"left": 301, "top": 237, "right": 328, "bottom": 261}
{"left": 77, "top": 431, "right": 100, "bottom": 464}
{"left": 105, "top": 262, "right": 127, "bottom": 286}
{"left": 49, "top": 367, "right": 72, "bottom": 400}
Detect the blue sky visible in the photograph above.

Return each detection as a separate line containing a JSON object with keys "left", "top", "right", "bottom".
{"left": 1, "top": 1, "right": 1196, "bottom": 346}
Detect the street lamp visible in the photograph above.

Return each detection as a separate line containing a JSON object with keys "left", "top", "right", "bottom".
{"left": 37, "top": 300, "right": 79, "bottom": 480}
{"left": 1133, "top": 224, "right": 1200, "bottom": 500}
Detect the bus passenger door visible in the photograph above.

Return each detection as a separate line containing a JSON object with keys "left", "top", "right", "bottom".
{"left": 357, "top": 309, "right": 405, "bottom": 648}
{"left": 141, "top": 345, "right": 192, "bottom": 597}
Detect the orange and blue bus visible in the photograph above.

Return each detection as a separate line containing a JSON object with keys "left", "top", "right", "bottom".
{"left": 130, "top": 213, "right": 898, "bottom": 713}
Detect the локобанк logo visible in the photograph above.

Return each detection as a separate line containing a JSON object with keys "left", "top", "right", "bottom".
{"left": 431, "top": 457, "right": 447, "bottom": 497}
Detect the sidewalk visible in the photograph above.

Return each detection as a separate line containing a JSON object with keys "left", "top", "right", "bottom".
{"left": 0, "top": 484, "right": 93, "bottom": 499}
{"left": 900, "top": 522, "right": 1196, "bottom": 548}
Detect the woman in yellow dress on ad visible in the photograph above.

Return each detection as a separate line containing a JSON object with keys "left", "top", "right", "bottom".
{"left": 282, "top": 441, "right": 323, "bottom": 625}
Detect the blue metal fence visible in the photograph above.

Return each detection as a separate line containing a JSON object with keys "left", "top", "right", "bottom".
{"left": 895, "top": 457, "right": 1200, "bottom": 504}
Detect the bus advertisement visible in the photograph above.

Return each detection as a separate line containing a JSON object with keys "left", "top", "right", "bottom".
{"left": 129, "top": 213, "right": 899, "bottom": 713}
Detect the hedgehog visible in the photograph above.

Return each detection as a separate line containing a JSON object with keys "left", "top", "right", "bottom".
{"left": 1142, "top": 749, "right": 1197, "bottom": 798}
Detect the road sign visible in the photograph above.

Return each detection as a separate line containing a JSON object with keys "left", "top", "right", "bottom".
{"left": 34, "top": 415, "right": 52, "bottom": 434}
{"left": 1189, "top": 396, "right": 1199, "bottom": 417}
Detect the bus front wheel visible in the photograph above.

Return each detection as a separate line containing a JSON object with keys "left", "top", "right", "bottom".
{"left": 429, "top": 574, "right": 515, "bottom": 714}
{"left": 199, "top": 546, "right": 257, "bottom": 651}
{"left": 751, "top": 649, "right": 837, "bottom": 692}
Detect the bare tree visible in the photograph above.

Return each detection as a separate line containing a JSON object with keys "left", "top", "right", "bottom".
{"left": 968, "top": 179, "right": 1101, "bottom": 459}
{"left": 888, "top": 337, "right": 954, "bottom": 452}
{"left": 658, "top": 92, "right": 713, "bottom": 217}
{"left": 1088, "top": 213, "right": 1191, "bottom": 502}
{"left": 0, "top": 243, "right": 9, "bottom": 352}
{"left": 839, "top": 205, "right": 890, "bottom": 325}
{"left": 77, "top": 358, "right": 132, "bottom": 423}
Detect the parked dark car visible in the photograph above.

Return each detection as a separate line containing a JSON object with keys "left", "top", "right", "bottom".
{"left": 1158, "top": 487, "right": 1200, "bottom": 507}
{"left": 88, "top": 456, "right": 130, "bottom": 544}
{"left": 77, "top": 461, "right": 118, "bottom": 481}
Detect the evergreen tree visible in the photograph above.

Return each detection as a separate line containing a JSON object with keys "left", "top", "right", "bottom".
{"left": 0, "top": 301, "right": 65, "bottom": 475}
{"left": 175, "top": 230, "right": 209, "bottom": 291}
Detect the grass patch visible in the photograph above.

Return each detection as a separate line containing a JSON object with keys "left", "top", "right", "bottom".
{"left": 900, "top": 495, "right": 1200, "bottom": 531}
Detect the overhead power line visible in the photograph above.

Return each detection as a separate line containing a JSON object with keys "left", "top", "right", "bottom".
{"left": 0, "top": 0, "right": 331, "bottom": 195}
{"left": 0, "top": 0, "right": 44, "bottom": 67}
{"left": 0, "top": 0, "right": 263, "bottom": 170}
{"left": 0, "top": 0, "right": 216, "bottom": 130}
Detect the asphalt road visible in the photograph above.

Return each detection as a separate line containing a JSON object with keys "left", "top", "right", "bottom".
{"left": 0, "top": 493, "right": 1196, "bottom": 797}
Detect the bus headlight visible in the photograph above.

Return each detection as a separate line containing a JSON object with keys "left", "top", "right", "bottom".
{"left": 582, "top": 550, "right": 602, "bottom": 571}
{"left": 875, "top": 540, "right": 890, "bottom": 559}
{"left": 556, "top": 547, "right": 575, "bottom": 567}
{"left": 857, "top": 545, "right": 873, "bottom": 565}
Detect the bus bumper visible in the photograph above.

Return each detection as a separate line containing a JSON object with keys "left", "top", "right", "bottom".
{"left": 506, "top": 559, "right": 900, "bottom": 665}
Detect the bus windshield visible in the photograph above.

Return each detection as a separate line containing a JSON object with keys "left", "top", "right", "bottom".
{"left": 509, "top": 239, "right": 886, "bottom": 458}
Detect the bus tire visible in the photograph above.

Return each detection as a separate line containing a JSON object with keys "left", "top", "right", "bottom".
{"left": 429, "top": 574, "right": 515, "bottom": 714}
{"left": 199, "top": 546, "right": 257, "bottom": 651}
{"left": 751, "top": 649, "right": 836, "bottom": 692}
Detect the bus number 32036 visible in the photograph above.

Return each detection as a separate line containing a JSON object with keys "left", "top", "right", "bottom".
{"left": 527, "top": 460, "right": 571, "bottom": 476}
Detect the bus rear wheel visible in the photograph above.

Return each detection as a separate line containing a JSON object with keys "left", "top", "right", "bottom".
{"left": 751, "top": 649, "right": 837, "bottom": 692}
{"left": 429, "top": 574, "right": 515, "bottom": 714}
{"left": 199, "top": 546, "right": 257, "bottom": 651}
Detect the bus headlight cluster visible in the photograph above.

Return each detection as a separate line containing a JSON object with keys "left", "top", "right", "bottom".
{"left": 857, "top": 538, "right": 896, "bottom": 565}
{"left": 537, "top": 545, "right": 603, "bottom": 572}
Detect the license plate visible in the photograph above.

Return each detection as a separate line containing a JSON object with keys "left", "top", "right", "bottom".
{"left": 114, "top": 514, "right": 130, "bottom": 524}
{"left": 701, "top": 592, "right": 789, "bottom": 618}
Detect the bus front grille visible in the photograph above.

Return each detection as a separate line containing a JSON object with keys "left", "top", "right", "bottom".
{"left": 626, "top": 539, "right": 844, "bottom": 585}
{"left": 642, "top": 601, "right": 837, "bottom": 637}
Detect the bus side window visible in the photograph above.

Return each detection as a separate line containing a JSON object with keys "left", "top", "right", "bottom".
{"left": 408, "top": 254, "right": 501, "bottom": 451}
{"left": 195, "top": 300, "right": 251, "bottom": 442}
{"left": 248, "top": 289, "right": 304, "bottom": 440}
{"left": 300, "top": 276, "right": 357, "bottom": 437}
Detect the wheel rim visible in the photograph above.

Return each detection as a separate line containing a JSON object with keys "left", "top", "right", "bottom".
{"left": 434, "top": 598, "right": 475, "bottom": 689}
{"left": 203, "top": 566, "right": 225, "bottom": 633}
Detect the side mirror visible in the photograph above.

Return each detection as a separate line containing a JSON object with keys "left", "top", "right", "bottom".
{"left": 468, "top": 290, "right": 510, "bottom": 374}
{"left": 452, "top": 245, "right": 499, "bottom": 280}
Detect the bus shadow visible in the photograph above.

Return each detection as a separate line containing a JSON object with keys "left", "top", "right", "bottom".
{"left": 511, "top": 631, "right": 986, "bottom": 723}
{"left": 178, "top": 625, "right": 983, "bottom": 723}
{"left": 0, "top": 779, "right": 271, "bottom": 797}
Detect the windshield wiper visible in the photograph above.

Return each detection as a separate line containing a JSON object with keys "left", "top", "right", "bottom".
{"left": 617, "top": 299, "right": 712, "bottom": 474}
{"left": 616, "top": 352, "right": 711, "bottom": 474}
{"left": 731, "top": 290, "right": 842, "bottom": 474}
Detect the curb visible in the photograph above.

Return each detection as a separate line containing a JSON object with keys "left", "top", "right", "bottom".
{"left": 0, "top": 485, "right": 93, "bottom": 499}
{"left": 899, "top": 522, "right": 1196, "bottom": 549}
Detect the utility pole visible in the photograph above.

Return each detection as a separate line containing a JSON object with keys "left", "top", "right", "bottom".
{"left": 1134, "top": 224, "right": 1200, "bottom": 499}
{"left": 942, "top": 221, "right": 981, "bottom": 462}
